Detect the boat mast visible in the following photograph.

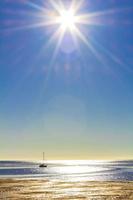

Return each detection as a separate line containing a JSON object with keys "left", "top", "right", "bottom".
{"left": 43, "top": 152, "right": 45, "bottom": 162}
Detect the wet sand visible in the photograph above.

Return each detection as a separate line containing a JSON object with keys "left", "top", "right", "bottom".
{"left": 0, "top": 179, "right": 133, "bottom": 199}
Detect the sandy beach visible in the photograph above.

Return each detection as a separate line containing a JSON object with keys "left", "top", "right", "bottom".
{"left": 0, "top": 179, "right": 133, "bottom": 200}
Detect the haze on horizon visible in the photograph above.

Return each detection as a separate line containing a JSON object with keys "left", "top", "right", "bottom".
{"left": 0, "top": 0, "right": 133, "bottom": 161}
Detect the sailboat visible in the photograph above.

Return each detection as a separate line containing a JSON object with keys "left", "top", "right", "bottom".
{"left": 39, "top": 152, "right": 47, "bottom": 168}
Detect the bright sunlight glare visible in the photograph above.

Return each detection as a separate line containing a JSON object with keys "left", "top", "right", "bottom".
{"left": 40, "top": 0, "right": 94, "bottom": 52}
{"left": 56, "top": 9, "right": 77, "bottom": 31}
{"left": 37, "top": 0, "right": 106, "bottom": 56}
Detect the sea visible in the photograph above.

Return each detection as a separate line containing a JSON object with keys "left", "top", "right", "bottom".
{"left": 0, "top": 160, "right": 133, "bottom": 181}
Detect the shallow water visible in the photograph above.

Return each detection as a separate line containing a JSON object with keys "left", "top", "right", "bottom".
{"left": 0, "top": 160, "right": 133, "bottom": 181}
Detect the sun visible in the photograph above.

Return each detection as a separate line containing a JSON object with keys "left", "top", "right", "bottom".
{"left": 37, "top": 0, "right": 94, "bottom": 55}
{"left": 56, "top": 9, "right": 77, "bottom": 31}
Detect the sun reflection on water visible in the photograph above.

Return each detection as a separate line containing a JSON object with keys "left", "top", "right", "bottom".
{"left": 54, "top": 165, "right": 104, "bottom": 174}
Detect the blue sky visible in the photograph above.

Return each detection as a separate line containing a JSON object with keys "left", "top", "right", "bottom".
{"left": 0, "top": 0, "right": 133, "bottom": 160}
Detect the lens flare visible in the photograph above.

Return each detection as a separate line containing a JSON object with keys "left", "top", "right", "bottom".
{"left": 6, "top": 0, "right": 129, "bottom": 72}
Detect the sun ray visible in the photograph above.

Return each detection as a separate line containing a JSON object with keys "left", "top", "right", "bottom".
{"left": 92, "top": 38, "right": 133, "bottom": 73}
{"left": 49, "top": 0, "right": 64, "bottom": 14}
{"left": 7, "top": 1, "right": 128, "bottom": 40}
{"left": 41, "top": 0, "right": 114, "bottom": 64}
{"left": 45, "top": 27, "right": 62, "bottom": 49}
{"left": 45, "top": 26, "right": 66, "bottom": 63}
{"left": 70, "top": 0, "right": 85, "bottom": 13}
{"left": 51, "top": 28, "right": 66, "bottom": 61}
{"left": 77, "top": 7, "right": 133, "bottom": 23}
{"left": 5, "top": 0, "right": 131, "bottom": 74}
{"left": 72, "top": 26, "right": 111, "bottom": 71}
{"left": 4, "top": 20, "right": 58, "bottom": 33}
{"left": 88, "top": 7, "right": 133, "bottom": 18}
{"left": 26, "top": 1, "right": 47, "bottom": 12}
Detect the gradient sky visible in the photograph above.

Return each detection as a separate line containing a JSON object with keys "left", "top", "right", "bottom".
{"left": 0, "top": 0, "right": 133, "bottom": 160}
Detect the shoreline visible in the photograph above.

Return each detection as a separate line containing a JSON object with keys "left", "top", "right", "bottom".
{"left": 0, "top": 178, "right": 133, "bottom": 199}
